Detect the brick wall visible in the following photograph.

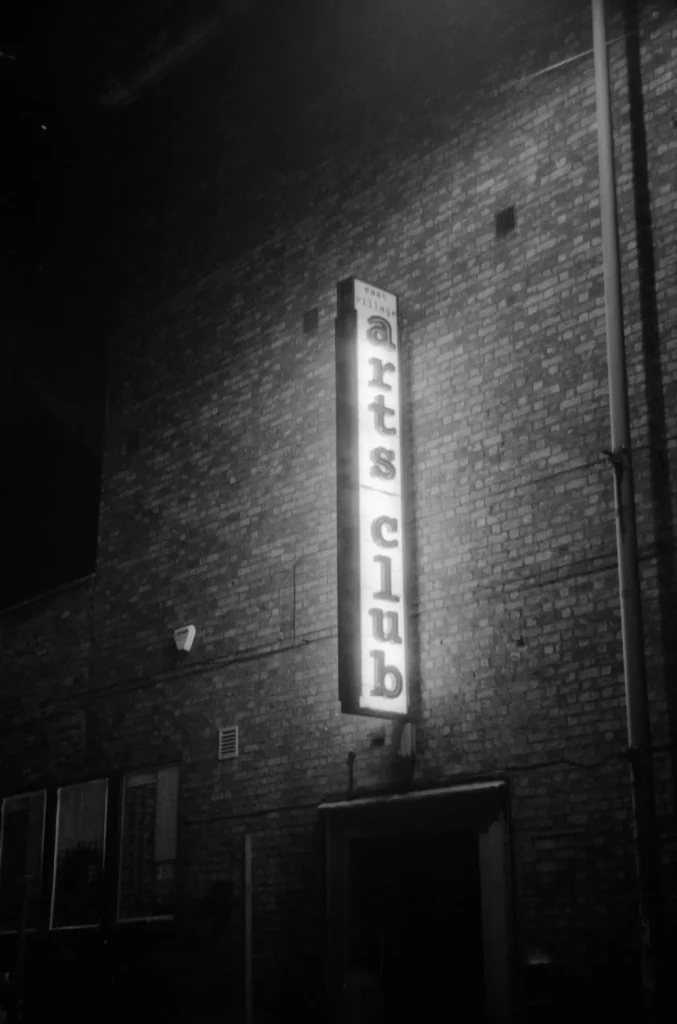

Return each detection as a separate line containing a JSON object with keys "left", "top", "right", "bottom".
{"left": 0, "top": 576, "right": 95, "bottom": 789}
{"left": 2, "top": 1, "right": 676, "bottom": 1020}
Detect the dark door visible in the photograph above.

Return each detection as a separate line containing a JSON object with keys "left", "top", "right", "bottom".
{"left": 348, "top": 829, "right": 484, "bottom": 1023}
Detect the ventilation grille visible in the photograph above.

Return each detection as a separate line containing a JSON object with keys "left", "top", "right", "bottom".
{"left": 218, "top": 725, "right": 239, "bottom": 761}
{"left": 495, "top": 205, "right": 516, "bottom": 238}
{"left": 303, "top": 308, "right": 318, "bottom": 334}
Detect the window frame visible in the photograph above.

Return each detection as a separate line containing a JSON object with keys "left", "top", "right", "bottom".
{"left": 0, "top": 788, "right": 47, "bottom": 935}
{"left": 116, "top": 764, "right": 180, "bottom": 925}
{"left": 0, "top": 763, "right": 180, "bottom": 936}
{"left": 49, "top": 777, "right": 109, "bottom": 932}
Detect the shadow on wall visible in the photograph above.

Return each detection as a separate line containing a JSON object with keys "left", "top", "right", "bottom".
{"left": 12, "top": 880, "right": 238, "bottom": 1024}
{"left": 521, "top": 957, "right": 642, "bottom": 1023}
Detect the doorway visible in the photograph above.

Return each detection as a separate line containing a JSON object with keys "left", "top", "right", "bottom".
{"left": 323, "top": 782, "right": 511, "bottom": 1024}
{"left": 348, "top": 829, "right": 484, "bottom": 1023}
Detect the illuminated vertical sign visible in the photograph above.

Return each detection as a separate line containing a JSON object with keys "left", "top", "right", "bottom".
{"left": 335, "top": 277, "right": 410, "bottom": 718}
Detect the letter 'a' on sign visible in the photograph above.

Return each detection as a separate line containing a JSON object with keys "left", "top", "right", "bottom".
{"left": 335, "top": 277, "right": 410, "bottom": 719}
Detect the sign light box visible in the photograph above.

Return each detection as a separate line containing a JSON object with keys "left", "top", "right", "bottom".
{"left": 335, "top": 277, "right": 410, "bottom": 718}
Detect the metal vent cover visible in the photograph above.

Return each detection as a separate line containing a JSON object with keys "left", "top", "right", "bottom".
{"left": 495, "top": 205, "right": 516, "bottom": 238}
{"left": 218, "top": 725, "right": 239, "bottom": 760}
{"left": 303, "top": 308, "right": 318, "bottom": 334}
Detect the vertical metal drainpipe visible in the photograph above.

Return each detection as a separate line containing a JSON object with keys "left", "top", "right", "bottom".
{"left": 245, "top": 833, "right": 253, "bottom": 1024}
{"left": 591, "top": 0, "right": 662, "bottom": 1017}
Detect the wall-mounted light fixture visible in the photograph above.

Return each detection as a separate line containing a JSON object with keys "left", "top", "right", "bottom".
{"left": 174, "top": 625, "right": 196, "bottom": 652}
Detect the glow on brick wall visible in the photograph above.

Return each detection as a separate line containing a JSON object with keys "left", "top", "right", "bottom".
{"left": 335, "top": 277, "right": 410, "bottom": 718}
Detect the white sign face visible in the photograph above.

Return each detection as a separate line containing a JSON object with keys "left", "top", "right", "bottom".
{"left": 354, "top": 279, "right": 408, "bottom": 715}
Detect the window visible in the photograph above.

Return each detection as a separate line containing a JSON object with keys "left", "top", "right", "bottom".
{"left": 0, "top": 790, "right": 46, "bottom": 932}
{"left": 51, "top": 779, "right": 108, "bottom": 930}
{"left": 0, "top": 765, "right": 179, "bottom": 933}
{"left": 118, "top": 766, "right": 179, "bottom": 922}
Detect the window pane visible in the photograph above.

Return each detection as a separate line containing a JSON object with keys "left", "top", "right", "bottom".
{"left": 51, "top": 779, "right": 107, "bottom": 929}
{"left": 0, "top": 791, "right": 46, "bottom": 932}
{"left": 118, "top": 766, "right": 178, "bottom": 921}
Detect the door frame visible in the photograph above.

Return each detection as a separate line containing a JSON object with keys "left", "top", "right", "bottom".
{"left": 321, "top": 780, "right": 512, "bottom": 1024}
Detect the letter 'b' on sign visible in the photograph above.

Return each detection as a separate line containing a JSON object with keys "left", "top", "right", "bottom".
{"left": 370, "top": 650, "right": 403, "bottom": 699}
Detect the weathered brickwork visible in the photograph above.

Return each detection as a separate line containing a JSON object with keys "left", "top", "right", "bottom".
{"left": 0, "top": 577, "right": 95, "bottom": 787}
{"left": 1, "top": 1, "right": 676, "bottom": 1021}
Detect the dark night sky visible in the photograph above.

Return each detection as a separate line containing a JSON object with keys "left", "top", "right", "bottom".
{"left": 0, "top": 1, "right": 220, "bottom": 608}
